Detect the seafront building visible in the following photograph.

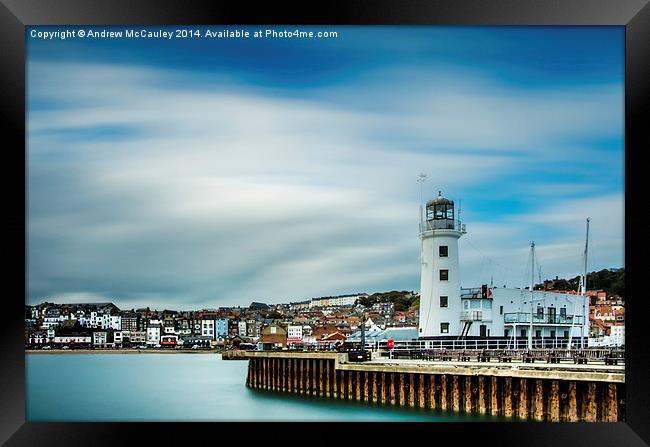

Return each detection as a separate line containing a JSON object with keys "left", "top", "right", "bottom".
{"left": 416, "top": 192, "right": 591, "bottom": 347}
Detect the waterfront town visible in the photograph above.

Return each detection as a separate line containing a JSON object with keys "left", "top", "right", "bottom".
{"left": 25, "top": 275, "right": 624, "bottom": 351}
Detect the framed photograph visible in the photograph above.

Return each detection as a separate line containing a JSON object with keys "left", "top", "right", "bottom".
{"left": 1, "top": 0, "right": 648, "bottom": 445}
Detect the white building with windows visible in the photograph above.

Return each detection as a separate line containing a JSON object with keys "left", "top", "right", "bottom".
{"left": 201, "top": 319, "right": 216, "bottom": 340}
{"left": 146, "top": 325, "right": 161, "bottom": 346}
{"left": 417, "top": 192, "right": 590, "bottom": 347}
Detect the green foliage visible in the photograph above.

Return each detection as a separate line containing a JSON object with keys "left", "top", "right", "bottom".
{"left": 537, "top": 268, "right": 624, "bottom": 299}
{"left": 358, "top": 291, "right": 417, "bottom": 312}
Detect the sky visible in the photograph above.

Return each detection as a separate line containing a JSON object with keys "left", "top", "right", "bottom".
{"left": 26, "top": 26, "right": 625, "bottom": 310}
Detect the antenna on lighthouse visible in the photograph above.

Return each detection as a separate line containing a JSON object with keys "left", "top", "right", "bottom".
{"left": 417, "top": 173, "right": 427, "bottom": 232}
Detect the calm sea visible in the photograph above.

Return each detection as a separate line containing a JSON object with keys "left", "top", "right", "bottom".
{"left": 26, "top": 353, "right": 503, "bottom": 422}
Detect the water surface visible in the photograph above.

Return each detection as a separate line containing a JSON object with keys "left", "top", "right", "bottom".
{"left": 27, "top": 353, "right": 503, "bottom": 421}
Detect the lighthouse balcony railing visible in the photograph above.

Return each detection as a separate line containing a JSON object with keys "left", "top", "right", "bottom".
{"left": 420, "top": 219, "right": 465, "bottom": 232}
{"left": 504, "top": 312, "right": 584, "bottom": 325}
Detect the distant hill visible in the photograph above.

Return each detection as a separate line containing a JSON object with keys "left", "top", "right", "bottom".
{"left": 535, "top": 268, "right": 624, "bottom": 299}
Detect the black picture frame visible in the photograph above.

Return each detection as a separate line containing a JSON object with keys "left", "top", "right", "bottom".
{"left": 1, "top": 0, "right": 648, "bottom": 445}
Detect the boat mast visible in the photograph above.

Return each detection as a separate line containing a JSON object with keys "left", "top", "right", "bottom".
{"left": 581, "top": 218, "right": 590, "bottom": 348}
{"left": 528, "top": 241, "right": 535, "bottom": 350}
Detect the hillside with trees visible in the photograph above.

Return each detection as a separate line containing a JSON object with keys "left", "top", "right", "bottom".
{"left": 357, "top": 290, "right": 418, "bottom": 311}
{"left": 535, "top": 268, "right": 624, "bottom": 299}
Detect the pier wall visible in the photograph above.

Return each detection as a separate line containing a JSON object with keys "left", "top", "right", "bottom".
{"left": 237, "top": 352, "right": 624, "bottom": 422}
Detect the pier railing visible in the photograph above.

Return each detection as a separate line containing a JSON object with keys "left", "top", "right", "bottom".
{"left": 292, "top": 340, "right": 624, "bottom": 365}
{"left": 342, "top": 338, "right": 594, "bottom": 351}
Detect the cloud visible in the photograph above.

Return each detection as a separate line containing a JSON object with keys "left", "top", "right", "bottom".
{"left": 27, "top": 57, "right": 624, "bottom": 309}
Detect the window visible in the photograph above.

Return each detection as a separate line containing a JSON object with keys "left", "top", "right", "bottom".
{"left": 537, "top": 306, "right": 543, "bottom": 318}
{"left": 536, "top": 330, "right": 541, "bottom": 338}
{"left": 470, "top": 300, "right": 481, "bottom": 309}
{"left": 440, "top": 323, "right": 449, "bottom": 334}
{"left": 439, "top": 269, "right": 449, "bottom": 281}
{"left": 439, "top": 245, "right": 448, "bottom": 257}
{"left": 550, "top": 330, "right": 556, "bottom": 338}
{"left": 560, "top": 308, "right": 566, "bottom": 317}
{"left": 504, "top": 329, "right": 510, "bottom": 337}
{"left": 440, "top": 296, "right": 448, "bottom": 307}
{"left": 521, "top": 329, "right": 527, "bottom": 338}
{"left": 499, "top": 305, "right": 504, "bottom": 315}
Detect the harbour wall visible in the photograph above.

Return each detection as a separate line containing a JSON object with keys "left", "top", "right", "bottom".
{"left": 228, "top": 351, "right": 624, "bottom": 422}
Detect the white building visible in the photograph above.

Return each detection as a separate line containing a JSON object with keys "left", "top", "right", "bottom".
{"left": 93, "top": 331, "right": 110, "bottom": 348}
{"left": 54, "top": 335, "right": 92, "bottom": 345}
{"left": 589, "top": 324, "right": 625, "bottom": 347}
{"left": 287, "top": 325, "right": 303, "bottom": 340}
{"left": 417, "top": 192, "right": 589, "bottom": 347}
{"left": 201, "top": 319, "right": 215, "bottom": 340}
{"left": 417, "top": 192, "right": 465, "bottom": 338}
{"left": 146, "top": 325, "right": 161, "bottom": 346}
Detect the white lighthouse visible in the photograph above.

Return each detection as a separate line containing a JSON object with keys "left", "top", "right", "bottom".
{"left": 418, "top": 191, "right": 466, "bottom": 338}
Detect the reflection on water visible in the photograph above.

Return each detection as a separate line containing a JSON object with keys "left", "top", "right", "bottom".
{"left": 26, "top": 354, "right": 505, "bottom": 422}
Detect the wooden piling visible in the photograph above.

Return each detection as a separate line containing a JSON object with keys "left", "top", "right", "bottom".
{"left": 313, "top": 359, "right": 318, "bottom": 396}
{"left": 324, "top": 360, "right": 330, "bottom": 397}
{"left": 478, "top": 376, "right": 486, "bottom": 414}
{"left": 356, "top": 371, "right": 362, "bottom": 401}
{"left": 348, "top": 369, "right": 354, "bottom": 400}
{"left": 298, "top": 359, "right": 304, "bottom": 394}
{"left": 280, "top": 358, "right": 284, "bottom": 391}
{"left": 319, "top": 359, "right": 324, "bottom": 396}
{"left": 306, "top": 358, "right": 312, "bottom": 395}
{"left": 568, "top": 381, "right": 578, "bottom": 422}
{"left": 390, "top": 373, "right": 396, "bottom": 405}
{"left": 363, "top": 372, "right": 369, "bottom": 402}
{"left": 584, "top": 382, "right": 597, "bottom": 422}
{"left": 381, "top": 373, "right": 388, "bottom": 405}
{"left": 490, "top": 376, "right": 499, "bottom": 416}
{"left": 533, "top": 379, "right": 544, "bottom": 421}
{"left": 452, "top": 375, "right": 460, "bottom": 412}
{"left": 339, "top": 370, "right": 345, "bottom": 400}
{"left": 549, "top": 380, "right": 560, "bottom": 422}
{"left": 606, "top": 383, "right": 618, "bottom": 422}
{"left": 428, "top": 374, "right": 436, "bottom": 410}
{"left": 518, "top": 378, "right": 528, "bottom": 419}
{"left": 372, "top": 372, "right": 378, "bottom": 403}
{"left": 503, "top": 377, "right": 513, "bottom": 417}
{"left": 419, "top": 374, "right": 426, "bottom": 408}
{"left": 399, "top": 373, "right": 406, "bottom": 406}
{"left": 408, "top": 374, "right": 416, "bottom": 407}
{"left": 333, "top": 368, "right": 339, "bottom": 399}
{"left": 440, "top": 375, "right": 448, "bottom": 411}
{"left": 464, "top": 376, "right": 473, "bottom": 414}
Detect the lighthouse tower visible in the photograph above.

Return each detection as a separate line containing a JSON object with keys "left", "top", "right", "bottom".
{"left": 418, "top": 191, "right": 466, "bottom": 338}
